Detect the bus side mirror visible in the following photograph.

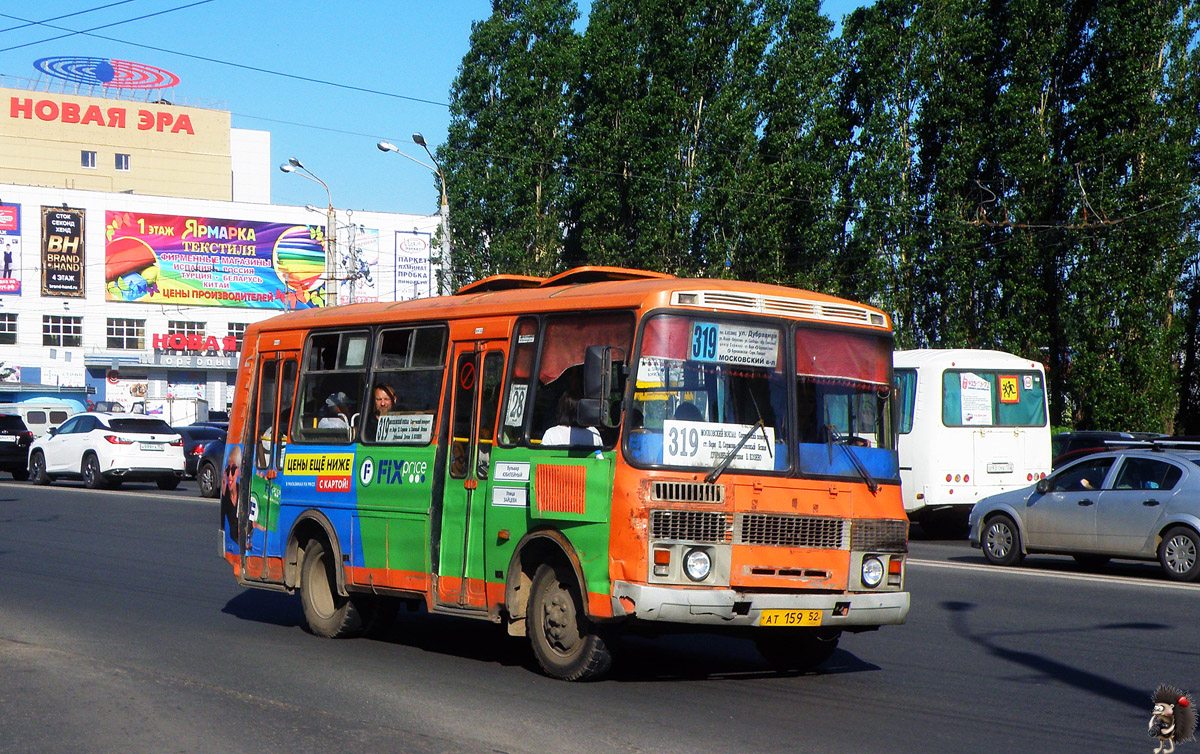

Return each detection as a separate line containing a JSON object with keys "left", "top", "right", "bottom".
{"left": 582, "top": 345, "right": 625, "bottom": 429}
{"left": 584, "top": 345, "right": 610, "bottom": 401}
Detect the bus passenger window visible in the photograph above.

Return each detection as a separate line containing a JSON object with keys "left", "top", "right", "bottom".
{"left": 367, "top": 325, "right": 446, "bottom": 445}
{"left": 293, "top": 330, "right": 369, "bottom": 445}
{"left": 522, "top": 312, "right": 633, "bottom": 449}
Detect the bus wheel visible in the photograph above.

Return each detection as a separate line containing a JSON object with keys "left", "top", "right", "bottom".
{"left": 982, "top": 514, "right": 1024, "bottom": 567}
{"left": 300, "top": 538, "right": 365, "bottom": 639}
{"left": 755, "top": 628, "right": 840, "bottom": 672}
{"left": 528, "top": 562, "right": 612, "bottom": 681}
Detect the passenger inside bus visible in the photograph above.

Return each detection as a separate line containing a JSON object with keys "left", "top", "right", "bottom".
{"left": 540, "top": 393, "right": 602, "bottom": 447}
{"left": 318, "top": 392, "right": 352, "bottom": 431}
{"left": 368, "top": 382, "right": 397, "bottom": 441}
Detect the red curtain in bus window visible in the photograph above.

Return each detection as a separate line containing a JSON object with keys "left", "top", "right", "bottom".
{"left": 538, "top": 312, "right": 634, "bottom": 384}
{"left": 639, "top": 315, "right": 691, "bottom": 359}
{"left": 795, "top": 328, "right": 891, "bottom": 385}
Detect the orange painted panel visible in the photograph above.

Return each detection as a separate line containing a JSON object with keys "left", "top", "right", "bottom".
{"left": 534, "top": 464, "right": 587, "bottom": 514}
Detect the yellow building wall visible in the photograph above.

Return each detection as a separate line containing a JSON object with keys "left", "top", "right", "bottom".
{"left": 0, "top": 86, "right": 232, "bottom": 200}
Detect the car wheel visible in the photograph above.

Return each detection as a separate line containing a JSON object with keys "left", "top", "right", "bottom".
{"left": 157, "top": 477, "right": 181, "bottom": 491}
{"left": 197, "top": 461, "right": 219, "bottom": 498}
{"left": 10, "top": 467, "right": 28, "bottom": 481}
{"left": 982, "top": 514, "right": 1024, "bottom": 567}
{"left": 528, "top": 562, "right": 613, "bottom": 681}
{"left": 1158, "top": 527, "right": 1200, "bottom": 582}
{"left": 82, "top": 453, "right": 106, "bottom": 490}
{"left": 29, "top": 452, "right": 50, "bottom": 485}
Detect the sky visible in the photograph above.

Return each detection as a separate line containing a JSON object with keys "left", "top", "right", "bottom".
{"left": 0, "top": 0, "right": 867, "bottom": 219}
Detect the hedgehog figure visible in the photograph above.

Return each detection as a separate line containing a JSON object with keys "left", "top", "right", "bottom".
{"left": 1149, "top": 684, "right": 1197, "bottom": 754}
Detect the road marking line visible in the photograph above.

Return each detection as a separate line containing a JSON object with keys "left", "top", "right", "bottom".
{"left": 907, "top": 557, "right": 1200, "bottom": 592}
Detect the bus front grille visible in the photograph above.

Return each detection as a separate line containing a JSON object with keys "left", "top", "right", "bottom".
{"left": 850, "top": 519, "right": 909, "bottom": 552}
{"left": 651, "top": 481, "right": 724, "bottom": 504}
{"left": 737, "top": 514, "right": 847, "bottom": 549}
{"left": 650, "top": 510, "right": 732, "bottom": 543}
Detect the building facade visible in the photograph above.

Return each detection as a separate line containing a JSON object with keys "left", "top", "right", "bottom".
{"left": 0, "top": 77, "right": 440, "bottom": 418}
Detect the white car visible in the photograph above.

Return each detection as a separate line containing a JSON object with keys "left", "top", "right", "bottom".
{"left": 28, "top": 412, "right": 186, "bottom": 490}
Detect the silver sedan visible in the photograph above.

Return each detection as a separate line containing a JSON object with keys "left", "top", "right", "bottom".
{"left": 968, "top": 449, "right": 1200, "bottom": 581}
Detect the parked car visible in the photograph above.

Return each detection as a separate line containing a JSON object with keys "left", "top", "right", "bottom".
{"left": 0, "top": 413, "right": 33, "bottom": 480}
{"left": 173, "top": 424, "right": 227, "bottom": 478}
{"left": 195, "top": 436, "right": 227, "bottom": 498}
{"left": 1050, "top": 430, "right": 1160, "bottom": 469}
{"left": 28, "top": 412, "right": 185, "bottom": 490}
{"left": 969, "top": 448, "right": 1200, "bottom": 581}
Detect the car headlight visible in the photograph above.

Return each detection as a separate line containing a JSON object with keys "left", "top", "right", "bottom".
{"left": 861, "top": 555, "right": 884, "bottom": 588}
{"left": 683, "top": 548, "right": 712, "bottom": 582}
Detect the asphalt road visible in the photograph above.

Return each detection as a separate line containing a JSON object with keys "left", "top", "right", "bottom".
{"left": 1, "top": 479, "right": 1196, "bottom": 754}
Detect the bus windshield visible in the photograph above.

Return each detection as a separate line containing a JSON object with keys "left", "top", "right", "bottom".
{"left": 795, "top": 328, "right": 898, "bottom": 480}
{"left": 626, "top": 314, "right": 898, "bottom": 481}
{"left": 628, "top": 314, "right": 790, "bottom": 473}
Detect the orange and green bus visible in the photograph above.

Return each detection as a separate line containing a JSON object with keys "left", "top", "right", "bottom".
{"left": 220, "top": 267, "right": 910, "bottom": 680}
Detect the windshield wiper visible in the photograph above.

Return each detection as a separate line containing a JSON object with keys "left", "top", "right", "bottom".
{"left": 825, "top": 423, "right": 879, "bottom": 495}
{"left": 704, "top": 420, "right": 771, "bottom": 484}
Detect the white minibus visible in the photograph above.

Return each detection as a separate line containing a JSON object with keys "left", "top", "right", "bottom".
{"left": 894, "top": 349, "right": 1051, "bottom": 536}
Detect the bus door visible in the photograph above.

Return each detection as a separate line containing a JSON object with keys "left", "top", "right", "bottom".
{"left": 240, "top": 350, "right": 299, "bottom": 582}
{"left": 435, "top": 341, "right": 506, "bottom": 611}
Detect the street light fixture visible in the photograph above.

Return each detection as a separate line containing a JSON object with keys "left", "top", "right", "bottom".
{"left": 377, "top": 135, "right": 452, "bottom": 296}
{"left": 278, "top": 158, "right": 339, "bottom": 305}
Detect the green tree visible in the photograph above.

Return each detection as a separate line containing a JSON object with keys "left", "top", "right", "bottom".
{"left": 441, "top": 0, "right": 581, "bottom": 285}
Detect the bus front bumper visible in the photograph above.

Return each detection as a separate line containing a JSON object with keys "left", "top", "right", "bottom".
{"left": 609, "top": 581, "right": 910, "bottom": 628}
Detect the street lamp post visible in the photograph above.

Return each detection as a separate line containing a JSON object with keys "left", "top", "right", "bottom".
{"left": 377, "top": 136, "right": 451, "bottom": 295}
{"left": 279, "top": 158, "right": 338, "bottom": 306}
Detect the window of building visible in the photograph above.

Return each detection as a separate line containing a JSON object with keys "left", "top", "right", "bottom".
{"left": 227, "top": 322, "right": 248, "bottom": 349}
{"left": 0, "top": 313, "right": 15, "bottom": 345}
{"left": 168, "top": 320, "right": 205, "bottom": 337}
{"left": 43, "top": 315, "right": 83, "bottom": 347}
{"left": 115, "top": 153, "right": 130, "bottom": 171}
{"left": 81, "top": 150, "right": 96, "bottom": 169}
{"left": 107, "top": 318, "right": 145, "bottom": 349}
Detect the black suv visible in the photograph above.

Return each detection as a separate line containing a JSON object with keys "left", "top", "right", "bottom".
{"left": 0, "top": 413, "right": 33, "bottom": 480}
{"left": 1051, "top": 430, "right": 1160, "bottom": 469}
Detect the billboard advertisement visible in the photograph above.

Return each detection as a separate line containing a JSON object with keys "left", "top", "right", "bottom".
{"left": 337, "top": 226, "right": 379, "bottom": 304}
{"left": 0, "top": 203, "right": 21, "bottom": 295}
{"left": 396, "top": 230, "right": 434, "bottom": 301}
{"left": 42, "top": 206, "right": 85, "bottom": 297}
{"left": 104, "top": 211, "right": 329, "bottom": 309}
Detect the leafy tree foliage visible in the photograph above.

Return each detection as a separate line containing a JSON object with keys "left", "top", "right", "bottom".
{"left": 442, "top": 0, "right": 1200, "bottom": 432}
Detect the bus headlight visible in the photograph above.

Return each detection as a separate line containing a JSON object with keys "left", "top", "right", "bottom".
{"left": 861, "top": 556, "right": 884, "bottom": 588}
{"left": 683, "top": 548, "right": 712, "bottom": 582}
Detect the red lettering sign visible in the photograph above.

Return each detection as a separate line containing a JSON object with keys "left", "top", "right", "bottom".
{"left": 316, "top": 476, "right": 352, "bottom": 493}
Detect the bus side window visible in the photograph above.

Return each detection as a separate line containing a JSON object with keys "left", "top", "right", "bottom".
{"left": 524, "top": 312, "right": 634, "bottom": 449}
{"left": 293, "top": 330, "right": 369, "bottom": 445}
{"left": 368, "top": 325, "right": 447, "bottom": 445}
{"left": 500, "top": 318, "right": 538, "bottom": 445}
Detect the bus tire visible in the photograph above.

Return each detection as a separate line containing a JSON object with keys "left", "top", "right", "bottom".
{"left": 981, "top": 514, "right": 1024, "bottom": 567}
{"left": 82, "top": 453, "right": 105, "bottom": 490}
{"left": 755, "top": 628, "right": 840, "bottom": 672}
{"left": 156, "top": 477, "right": 180, "bottom": 491}
{"left": 528, "top": 562, "right": 612, "bottom": 681}
{"left": 300, "top": 538, "right": 365, "bottom": 639}
{"left": 29, "top": 452, "right": 50, "bottom": 485}
{"left": 1159, "top": 527, "right": 1200, "bottom": 582}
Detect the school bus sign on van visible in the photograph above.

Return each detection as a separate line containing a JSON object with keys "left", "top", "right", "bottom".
{"left": 220, "top": 267, "right": 909, "bottom": 680}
